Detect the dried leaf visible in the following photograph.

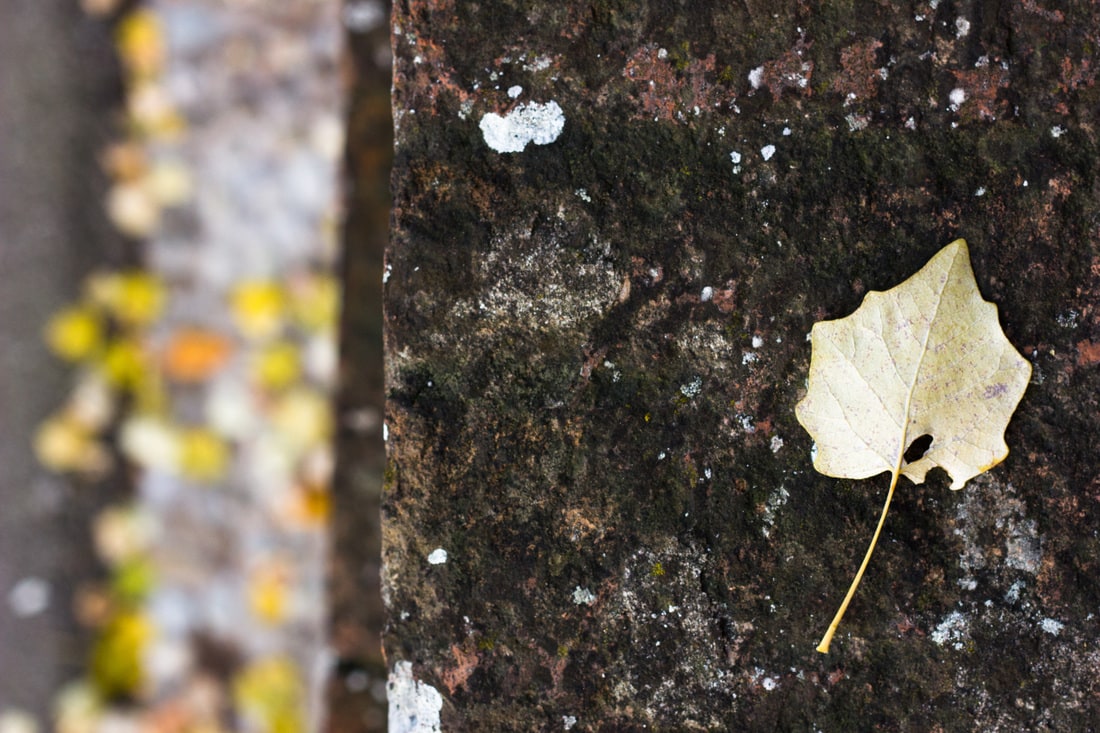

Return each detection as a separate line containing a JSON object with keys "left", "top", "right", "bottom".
{"left": 178, "top": 427, "right": 231, "bottom": 483}
{"left": 796, "top": 239, "right": 1030, "bottom": 652}
{"left": 161, "top": 327, "right": 234, "bottom": 383}
{"left": 230, "top": 280, "right": 287, "bottom": 341}
{"left": 798, "top": 239, "right": 1030, "bottom": 489}
{"left": 45, "top": 306, "right": 103, "bottom": 362}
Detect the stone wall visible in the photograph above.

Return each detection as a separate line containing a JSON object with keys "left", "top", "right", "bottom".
{"left": 381, "top": 1, "right": 1100, "bottom": 729}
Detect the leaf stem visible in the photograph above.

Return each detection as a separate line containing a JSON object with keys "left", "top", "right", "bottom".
{"left": 816, "top": 466, "right": 901, "bottom": 654}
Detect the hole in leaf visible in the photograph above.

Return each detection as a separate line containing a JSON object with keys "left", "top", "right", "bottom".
{"left": 903, "top": 434, "right": 933, "bottom": 464}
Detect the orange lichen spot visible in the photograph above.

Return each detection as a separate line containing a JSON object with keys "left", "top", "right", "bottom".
{"left": 951, "top": 64, "right": 1010, "bottom": 122}
{"left": 622, "top": 45, "right": 735, "bottom": 122}
{"left": 832, "top": 39, "right": 884, "bottom": 103}
{"left": 750, "top": 37, "right": 814, "bottom": 102}
{"left": 1076, "top": 339, "right": 1100, "bottom": 367}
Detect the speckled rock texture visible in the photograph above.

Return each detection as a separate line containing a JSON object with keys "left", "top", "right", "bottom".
{"left": 382, "top": 1, "right": 1100, "bottom": 729}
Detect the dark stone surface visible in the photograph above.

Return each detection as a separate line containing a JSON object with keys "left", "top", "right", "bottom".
{"left": 0, "top": 0, "right": 130, "bottom": 722}
{"left": 382, "top": 0, "right": 1100, "bottom": 729}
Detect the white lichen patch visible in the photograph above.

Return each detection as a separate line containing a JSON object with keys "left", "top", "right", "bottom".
{"left": 467, "top": 226, "right": 620, "bottom": 331}
{"left": 1040, "top": 617, "right": 1064, "bottom": 636}
{"left": 954, "top": 480, "right": 1042, "bottom": 576}
{"left": 680, "top": 376, "right": 703, "bottom": 398}
{"left": 948, "top": 87, "right": 967, "bottom": 111}
{"left": 748, "top": 66, "right": 765, "bottom": 89}
{"left": 388, "top": 661, "right": 443, "bottom": 733}
{"left": 522, "top": 54, "right": 555, "bottom": 72}
{"left": 1004, "top": 520, "right": 1041, "bottom": 573}
{"left": 427, "top": 547, "right": 448, "bottom": 565}
{"left": 769, "top": 435, "right": 784, "bottom": 453}
{"left": 604, "top": 541, "right": 736, "bottom": 720}
{"left": 760, "top": 144, "right": 776, "bottom": 162}
{"left": 480, "top": 100, "right": 565, "bottom": 153}
{"left": 930, "top": 610, "right": 970, "bottom": 649}
{"left": 1055, "top": 309, "right": 1078, "bottom": 328}
{"left": 749, "top": 666, "right": 780, "bottom": 691}
{"left": 761, "top": 486, "right": 789, "bottom": 539}
{"left": 572, "top": 586, "right": 596, "bottom": 605}
{"left": 955, "top": 17, "right": 971, "bottom": 38}
{"left": 676, "top": 322, "right": 738, "bottom": 372}
{"left": 603, "top": 359, "right": 622, "bottom": 382}
{"left": 845, "top": 113, "right": 869, "bottom": 132}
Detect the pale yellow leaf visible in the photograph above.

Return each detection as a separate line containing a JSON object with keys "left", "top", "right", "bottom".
{"left": 795, "top": 239, "right": 1030, "bottom": 653}
{"left": 796, "top": 238, "right": 1030, "bottom": 490}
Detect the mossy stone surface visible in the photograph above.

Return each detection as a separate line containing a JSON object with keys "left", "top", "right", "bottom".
{"left": 384, "top": 1, "right": 1100, "bottom": 729}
